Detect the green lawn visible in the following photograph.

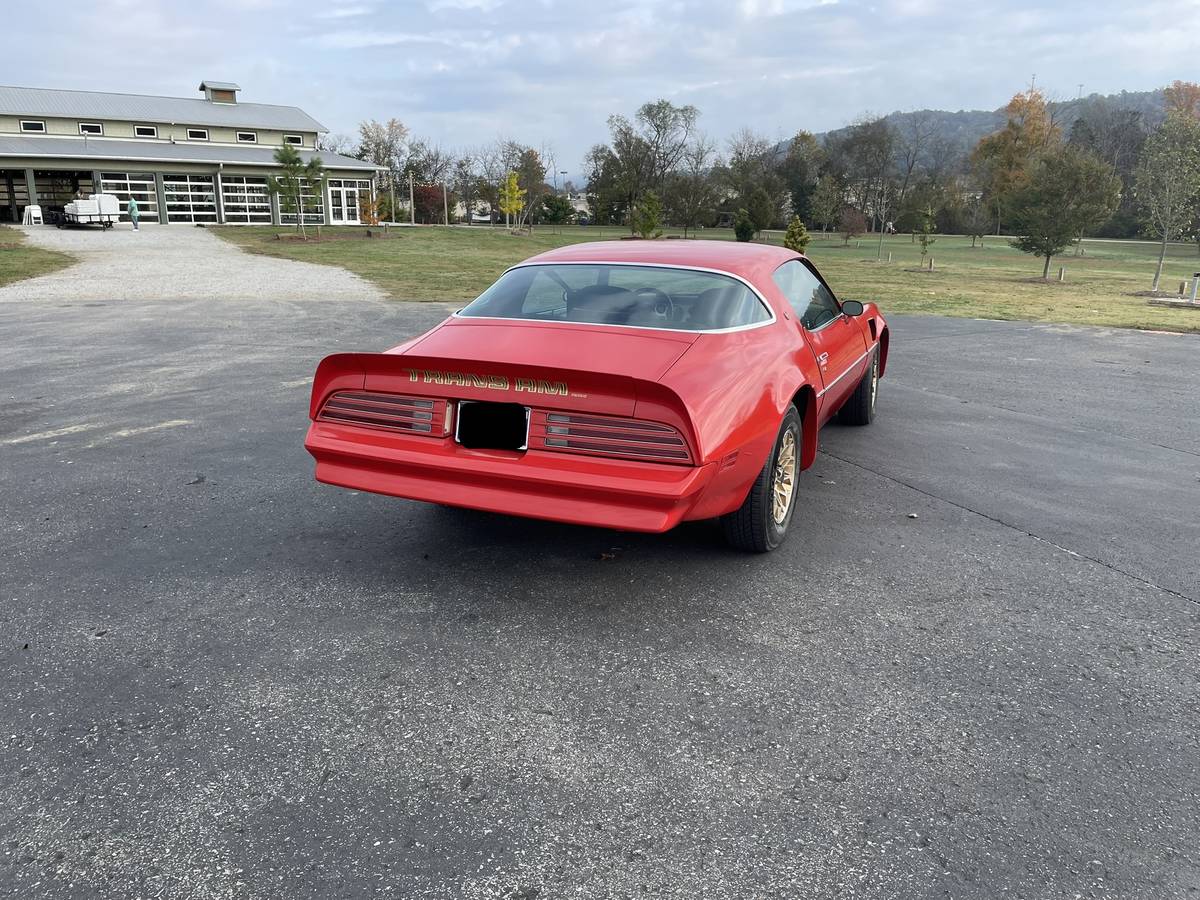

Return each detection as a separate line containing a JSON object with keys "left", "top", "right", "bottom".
{"left": 0, "top": 225, "right": 74, "bottom": 288}
{"left": 213, "top": 224, "right": 1200, "bottom": 333}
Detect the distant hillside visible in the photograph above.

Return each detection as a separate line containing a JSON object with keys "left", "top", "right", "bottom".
{"left": 791, "top": 89, "right": 1167, "bottom": 156}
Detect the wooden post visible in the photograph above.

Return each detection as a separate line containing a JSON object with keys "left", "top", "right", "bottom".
{"left": 408, "top": 172, "right": 415, "bottom": 225}
{"left": 928, "top": 256, "right": 934, "bottom": 270}
{"left": 443, "top": 183, "right": 449, "bottom": 226}
{"left": 887, "top": 252, "right": 892, "bottom": 263}
{"left": 390, "top": 178, "right": 396, "bottom": 224}
{"left": 1179, "top": 281, "right": 1187, "bottom": 296}
{"left": 1058, "top": 266, "right": 1066, "bottom": 282}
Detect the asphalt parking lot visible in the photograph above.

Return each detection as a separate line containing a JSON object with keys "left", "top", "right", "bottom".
{"left": 2, "top": 292, "right": 1198, "bottom": 899}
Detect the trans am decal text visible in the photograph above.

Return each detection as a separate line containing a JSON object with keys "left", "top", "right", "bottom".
{"left": 404, "top": 369, "right": 568, "bottom": 396}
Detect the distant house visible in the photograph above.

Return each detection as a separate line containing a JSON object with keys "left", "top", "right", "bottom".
{"left": 0, "top": 80, "right": 381, "bottom": 225}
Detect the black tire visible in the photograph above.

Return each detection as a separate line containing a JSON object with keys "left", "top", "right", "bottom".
{"left": 721, "top": 405, "right": 802, "bottom": 553}
{"left": 837, "top": 350, "right": 878, "bottom": 426}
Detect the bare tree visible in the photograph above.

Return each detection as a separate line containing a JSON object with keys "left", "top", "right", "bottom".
{"left": 896, "top": 111, "right": 937, "bottom": 203}
{"left": 316, "top": 133, "right": 357, "bottom": 155}
{"left": 668, "top": 133, "right": 719, "bottom": 236}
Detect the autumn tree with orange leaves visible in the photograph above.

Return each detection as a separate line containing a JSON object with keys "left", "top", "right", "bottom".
{"left": 1164, "top": 80, "right": 1200, "bottom": 119}
{"left": 970, "top": 89, "right": 1062, "bottom": 233}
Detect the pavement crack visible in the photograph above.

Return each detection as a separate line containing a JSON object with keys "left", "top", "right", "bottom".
{"left": 819, "top": 449, "right": 1199, "bottom": 607}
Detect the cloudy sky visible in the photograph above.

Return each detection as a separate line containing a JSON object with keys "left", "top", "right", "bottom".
{"left": 7, "top": 0, "right": 1198, "bottom": 176}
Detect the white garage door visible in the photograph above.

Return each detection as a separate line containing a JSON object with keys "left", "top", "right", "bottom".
{"left": 99, "top": 172, "right": 159, "bottom": 222}
{"left": 221, "top": 175, "right": 272, "bottom": 224}
{"left": 164, "top": 174, "right": 217, "bottom": 224}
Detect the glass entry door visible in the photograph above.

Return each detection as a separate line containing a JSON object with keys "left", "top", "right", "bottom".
{"left": 330, "top": 185, "right": 360, "bottom": 224}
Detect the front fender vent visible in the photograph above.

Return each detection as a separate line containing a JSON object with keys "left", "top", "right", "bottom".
{"left": 318, "top": 391, "right": 450, "bottom": 436}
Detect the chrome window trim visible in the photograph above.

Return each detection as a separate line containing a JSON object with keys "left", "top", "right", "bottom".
{"left": 806, "top": 311, "right": 846, "bottom": 334}
{"left": 454, "top": 261, "right": 778, "bottom": 335}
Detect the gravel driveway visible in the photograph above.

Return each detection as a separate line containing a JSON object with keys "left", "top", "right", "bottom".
{"left": 0, "top": 223, "right": 385, "bottom": 302}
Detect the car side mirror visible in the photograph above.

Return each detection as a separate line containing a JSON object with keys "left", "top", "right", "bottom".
{"left": 841, "top": 300, "right": 864, "bottom": 316}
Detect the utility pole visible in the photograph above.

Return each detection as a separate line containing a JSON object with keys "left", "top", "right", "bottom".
{"left": 442, "top": 182, "right": 449, "bottom": 226}
{"left": 389, "top": 172, "right": 396, "bottom": 224}
{"left": 408, "top": 171, "right": 415, "bottom": 225}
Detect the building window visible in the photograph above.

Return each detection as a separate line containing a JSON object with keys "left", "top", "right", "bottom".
{"left": 186, "top": 128, "right": 209, "bottom": 141}
{"left": 284, "top": 134, "right": 303, "bottom": 146}
{"left": 79, "top": 122, "right": 104, "bottom": 136}
{"left": 236, "top": 131, "right": 257, "bottom": 143}
{"left": 134, "top": 125, "right": 158, "bottom": 138}
{"left": 20, "top": 120, "right": 46, "bottom": 133}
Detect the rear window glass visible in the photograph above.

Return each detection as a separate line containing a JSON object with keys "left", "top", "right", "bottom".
{"left": 458, "top": 264, "right": 772, "bottom": 331}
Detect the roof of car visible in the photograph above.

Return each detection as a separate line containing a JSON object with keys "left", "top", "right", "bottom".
{"left": 523, "top": 240, "right": 802, "bottom": 284}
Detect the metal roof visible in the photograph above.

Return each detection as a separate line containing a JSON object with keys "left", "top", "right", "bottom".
{"left": 0, "top": 136, "right": 379, "bottom": 171}
{"left": 0, "top": 85, "right": 325, "bottom": 132}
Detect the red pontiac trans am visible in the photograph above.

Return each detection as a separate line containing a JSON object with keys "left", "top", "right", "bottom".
{"left": 305, "top": 240, "right": 887, "bottom": 552}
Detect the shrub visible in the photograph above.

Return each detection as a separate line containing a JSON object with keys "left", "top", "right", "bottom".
{"left": 783, "top": 216, "right": 811, "bottom": 253}
{"left": 733, "top": 208, "right": 755, "bottom": 242}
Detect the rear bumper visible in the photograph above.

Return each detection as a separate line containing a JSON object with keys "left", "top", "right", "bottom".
{"left": 305, "top": 421, "right": 718, "bottom": 533}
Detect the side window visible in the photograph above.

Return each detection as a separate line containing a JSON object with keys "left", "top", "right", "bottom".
{"left": 772, "top": 259, "right": 840, "bottom": 330}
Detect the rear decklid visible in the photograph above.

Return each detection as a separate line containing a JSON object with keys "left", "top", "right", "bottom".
{"left": 312, "top": 319, "right": 698, "bottom": 421}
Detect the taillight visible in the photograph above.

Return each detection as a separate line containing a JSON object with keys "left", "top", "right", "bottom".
{"left": 530, "top": 411, "right": 692, "bottom": 464}
{"left": 318, "top": 391, "right": 452, "bottom": 436}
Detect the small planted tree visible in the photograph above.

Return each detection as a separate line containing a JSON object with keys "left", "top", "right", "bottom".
{"left": 498, "top": 171, "right": 525, "bottom": 230}
{"left": 783, "top": 216, "right": 811, "bottom": 253}
{"left": 269, "top": 143, "right": 327, "bottom": 238}
{"left": 1011, "top": 146, "right": 1121, "bottom": 279}
{"left": 916, "top": 204, "right": 937, "bottom": 265}
{"left": 631, "top": 190, "right": 664, "bottom": 238}
{"left": 733, "top": 208, "right": 755, "bottom": 242}
{"left": 839, "top": 207, "right": 866, "bottom": 246}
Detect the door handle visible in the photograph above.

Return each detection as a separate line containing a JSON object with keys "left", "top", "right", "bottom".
{"left": 817, "top": 352, "right": 829, "bottom": 364}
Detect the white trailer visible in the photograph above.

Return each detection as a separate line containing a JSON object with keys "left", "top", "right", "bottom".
{"left": 58, "top": 194, "right": 121, "bottom": 229}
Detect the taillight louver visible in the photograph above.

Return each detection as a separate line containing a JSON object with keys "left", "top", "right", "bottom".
{"left": 533, "top": 412, "right": 692, "bottom": 464}
{"left": 318, "top": 391, "right": 450, "bottom": 436}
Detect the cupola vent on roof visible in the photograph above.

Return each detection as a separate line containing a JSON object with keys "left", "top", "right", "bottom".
{"left": 199, "top": 80, "right": 240, "bottom": 104}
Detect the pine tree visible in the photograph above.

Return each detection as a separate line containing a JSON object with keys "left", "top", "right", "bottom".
{"left": 783, "top": 216, "right": 811, "bottom": 254}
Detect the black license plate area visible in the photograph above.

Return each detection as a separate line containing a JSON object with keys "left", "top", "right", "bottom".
{"left": 455, "top": 401, "right": 529, "bottom": 451}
